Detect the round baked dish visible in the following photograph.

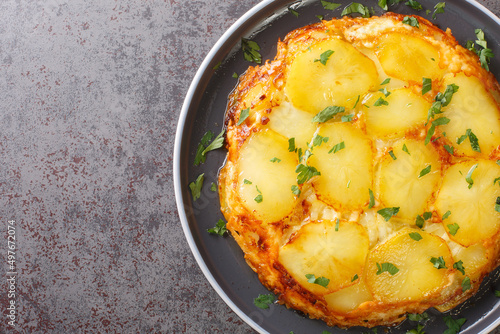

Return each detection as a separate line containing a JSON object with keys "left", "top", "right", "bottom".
{"left": 219, "top": 13, "right": 500, "bottom": 328}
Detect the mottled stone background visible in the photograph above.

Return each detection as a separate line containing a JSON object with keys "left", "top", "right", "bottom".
{"left": 0, "top": 0, "right": 498, "bottom": 333}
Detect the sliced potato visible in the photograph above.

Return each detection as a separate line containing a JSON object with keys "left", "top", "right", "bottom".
{"left": 453, "top": 243, "right": 489, "bottom": 280}
{"left": 365, "top": 229, "right": 455, "bottom": 303}
{"left": 279, "top": 220, "right": 369, "bottom": 295}
{"left": 365, "top": 88, "right": 430, "bottom": 138}
{"left": 324, "top": 276, "right": 373, "bottom": 313}
{"left": 267, "top": 101, "right": 317, "bottom": 149}
{"left": 309, "top": 123, "right": 373, "bottom": 210}
{"left": 237, "top": 129, "right": 298, "bottom": 222}
{"left": 435, "top": 160, "right": 500, "bottom": 246}
{"left": 375, "top": 32, "right": 443, "bottom": 83}
{"left": 285, "top": 38, "right": 379, "bottom": 114}
{"left": 378, "top": 139, "right": 441, "bottom": 220}
{"left": 440, "top": 73, "right": 500, "bottom": 157}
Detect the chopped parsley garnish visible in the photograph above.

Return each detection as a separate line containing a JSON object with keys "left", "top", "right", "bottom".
{"left": 341, "top": 3, "right": 371, "bottom": 17}
{"left": 493, "top": 177, "right": 500, "bottom": 186}
{"left": 408, "top": 312, "right": 429, "bottom": 322}
{"left": 376, "top": 262, "right": 399, "bottom": 275}
{"left": 270, "top": 157, "right": 281, "bottom": 163}
{"left": 379, "top": 87, "right": 391, "bottom": 97}
{"left": 374, "top": 97, "right": 389, "bottom": 106}
{"left": 232, "top": 72, "right": 238, "bottom": 78}
{"left": 202, "top": 129, "right": 225, "bottom": 156}
{"left": 407, "top": 324, "right": 425, "bottom": 334}
{"left": 254, "top": 186, "right": 263, "bottom": 203}
{"left": 237, "top": 108, "right": 250, "bottom": 126}
{"left": 347, "top": 180, "right": 351, "bottom": 188}
{"left": 495, "top": 290, "right": 500, "bottom": 297}
{"left": 241, "top": 38, "right": 261, "bottom": 64}
{"left": 444, "top": 144, "right": 454, "bottom": 155}
{"left": 447, "top": 223, "right": 460, "bottom": 236}
{"left": 402, "top": 143, "right": 411, "bottom": 155}
{"left": 321, "top": 0, "right": 341, "bottom": 10}
{"left": 288, "top": 6, "right": 299, "bottom": 17}
{"left": 381, "top": 78, "right": 391, "bottom": 85}
{"left": 210, "top": 182, "right": 217, "bottom": 192}
{"left": 253, "top": 294, "right": 275, "bottom": 309}
{"left": 353, "top": 95, "right": 361, "bottom": 108}
{"left": 495, "top": 197, "right": 500, "bottom": 213}
{"left": 418, "top": 165, "right": 431, "bottom": 178}
{"left": 453, "top": 260, "right": 465, "bottom": 275}
{"left": 207, "top": 219, "right": 228, "bottom": 236}
{"left": 422, "top": 78, "right": 432, "bottom": 95}
{"left": 313, "top": 134, "right": 329, "bottom": 147}
{"left": 423, "top": 211, "right": 432, "bottom": 220}
{"left": 403, "top": 16, "right": 419, "bottom": 28}
{"left": 468, "top": 130, "right": 481, "bottom": 152}
{"left": 243, "top": 179, "right": 252, "bottom": 185}
{"left": 415, "top": 212, "right": 432, "bottom": 228}
{"left": 442, "top": 210, "right": 451, "bottom": 220}
{"left": 369, "top": 189, "right": 375, "bottom": 209}
{"left": 378, "top": 0, "right": 388, "bottom": 10}
{"left": 291, "top": 185, "right": 301, "bottom": 196}
{"left": 335, "top": 218, "right": 340, "bottom": 231}
{"left": 305, "top": 274, "right": 330, "bottom": 287}
{"left": 389, "top": 150, "right": 397, "bottom": 160}
{"left": 288, "top": 138, "right": 296, "bottom": 152}
{"left": 312, "top": 106, "right": 345, "bottom": 123}
{"left": 465, "top": 163, "right": 478, "bottom": 189}
{"left": 314, "top": 50, "right": 335, "bottom": 65}
{"left": 425, "top": 117, "right": 450, "bottom": 145}
{"left": 427, "top": 84, "right": 459, "bottom": 122}
{"left": 377, "top": 207, "right": 400, "bottom": 221}
{"left": 405, "top": 0, "right": 423, "bottom": 10}
{"left": 341, "top": 114, "right": 354, "bottom": 122}
{"left": 409, "top": 232, "right": 423, "bottom": 241}
{"left": 296, "top": 164, "right": 321, "bottom": 184}
{"left": 316, "top": 14, "right": 324, "bottom": 20}
{"left": 430, "top": 256, "right": 447, "bottom": 269}
{"left": 194, "top": 130, "right": 214, "bottom": 166}
{"left": 189, "top": 173, "right": 204, "bottom": 201}
{"left": 329, "top": 141, "right": 345, "bottom": 154}
{"left": 443, "top": 316, "right": 467, "bottom": 334}
{"left": 467, "top": 29, "right": 494, "bottom": 71}
{"left": 462, "top": 276, "right": 471, "bottom": 292}
{"left": 213, "top": 61, "right": 221, "bottom": 70}
{"left": 432, "top": 2, "right": 446, "bottom": 19}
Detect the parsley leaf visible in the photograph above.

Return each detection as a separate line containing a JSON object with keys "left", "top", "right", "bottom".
{"left": 408, "top": 312, "right": 429, "bottom": 322}
{"left": 189, "top": 173, "right": 205, "bottom": 201}
{"left": 381, "top": 78, "right": 391, "bottom": 85}
{"left": 253, "top": 294, "right": 275, "bottom": 309}
{"left": 210, "top": 182, "right": 217, "bottom": 192}
{"left": 442, "top": 210, "right": 451, "bottom": 220}
{"left": 329, "top": 141, "right": 345, "bottom": 154}
{"left": 341, "top": 3, "right": 371, "bottom": 17}
{"left": 207, "top": 219, "right": 228, "bottom": 236}
{"left": 376, "top": 262, "right": 399, "bottom": 275}
{"left": 313, "top": 134, "right": 329, "bottom": 147}
{"left": 288, "top": 138, "right": 296, "bottom": 152}
{"left": 447, "top": 223, "right": 460, "bottom": 236}
{"left": 243, "top": 179, "right": 252, "bottom": 185}
{"left": 403, "top": 16, "right": 419, "bottom": 28}
{"left": 430, "top": 256, "right": 447, "bottom": 269}
{"left": 378, "top": 0, "right": 388, "bottom": 10}
{"left": 213, "top": 61, "right": 221, "bottom": 70}
{"left": 341, "top": 114, "right": 354, "bottom": 122}
{"left": 443, "top": 316, "right": 466, "bottom": 334}
{"left": 374, "top": 97, "right": 389, "bottom": 106}
{"left": 254, "top": 186, "right": 263, "bottom": 203}
{"left": 270, "top": 157, "right": 281, "bottom": 163}
{"left": 402, "top": 143, "right": 411, "bottom": 155}
{"left": 369, "top": 189, "right": 375, "bottom": 209}
{"left": 418, "top": 165, "right": 431, "bottom": 178}
{"left": 237, "top": 108, "right": 250, "bottom": 126}
{"left": 409, "top": 232, "right": 423, "bottom": 241}
{"left": 422, "top": 78, "right": 432, "bottom": 95}
{"left": 291, "top": 185, "right": 301, "bottom": 196}
{"left": 288, "top": 6, "right": 299, "bottom": 17}
{"left": 379, "top": 87, "right": 391, "bottom": 97}
{"left": 444, "top": 144, "right": 454, "bottom": 155}
{"left": 423, "top": 211, "right": 432, "bottom": 220}
{"left": 415, "top": 215, "right": 425, "bottom": 228}
{"left": 202, "top": 129, "right": 225, "bottom": 156}
{"left": 495, "top": 290, "right": 500, "bottom": 297}
{"left": 232, "top": 72, "right": 238, "bottom": 78}
{"left": 389, "top": 150, "right": 397, "bottom": 160}
{"left": 377, "top": 207, "right": 400, "bottom": 221}
{"left": 351, "top": 274, "right": 359, "bottom": 282}
{"left": 432, "top": 2, "right": 446, "bottom": 19}
{"left": 493, "top": 177, "right": 500, "bottom": 186}
{"left": 314, "top": 50, "right": 335, "bottom": 65}
{"left": 241, "top": 38, "right": 261, "bottom": 64}
{"left": 406, "top": 324, "right": 425, "bottom": 334}
{"left": 468, "top": 129, "right": 481, "bottom": 152}
{"left": 335, "top": 217, "right": 340, "bottom": 231}
{"left": 470, "top": 29, "right": 494, "bottom": 71}
{"left": 453, "top": 260, "right": 465, "bottom": 275}
{"left": 465, "top": 163, "right": 478, "bottom": 189}
{"left": 462, "top": 276, "right": 471, "bottom": 292}
{"left": 495, "top": 196, "right": 500, "bottom": 213}
{"left": 305, "top": 274, "right": 330, "bottom": 287}
{"left": 405, "top": 0, "right": 423, "bottom": 10}
{"left": 194, "top": 130, "right": 214, "bottom": 166}
{"left": 321, "top": 0, "right": 341, "bottom": 10}
{"left": 296, "top": 164, "right": 321, "bottom": 184}
{"left": 312, "top": 106, "right": 345, "bottom": 123}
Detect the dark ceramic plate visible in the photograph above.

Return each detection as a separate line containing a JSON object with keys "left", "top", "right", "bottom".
{"left": 174, "top": 0, "right": 500, "bottom": 333}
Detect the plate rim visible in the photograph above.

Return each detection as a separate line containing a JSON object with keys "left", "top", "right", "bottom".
{"left": 173, "top": 1, "right": 500, "bottom": 333}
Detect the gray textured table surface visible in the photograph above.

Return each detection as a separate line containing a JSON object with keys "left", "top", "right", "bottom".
{"left": 1, "top": 0, "right": 499, "bottom": 333}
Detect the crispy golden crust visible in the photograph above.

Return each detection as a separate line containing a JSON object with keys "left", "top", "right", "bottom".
{"left": 219, "top": 13, "right": 500, "bottom": 328}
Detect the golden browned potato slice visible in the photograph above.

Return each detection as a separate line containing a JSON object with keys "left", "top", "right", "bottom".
{"left": 285, "top": 38, "right": 379, "bottom": 114}
{"left": 309, "top": 123, "right": 373, "bottom": 210}
{"left": 236, "top": 129, "right": 298, "bottom": 222}
{"left": 439, "top": 73, "right": 500, "bottom": 157}
{"left": 435, "top": 160, "right": 500, "bottom": 246}
{"left": 279, "top": 220, "right": 369, "bottom": 295}
{"left": 378, "top": 139, "right": 441, "bottom": 220}
{"left": 365, "top": 229, "right": 455, "bottom": 303}
{"left": 324, "top": 275, "right": 373, "bottom": 313}
{"left": 375, "top": 32, "right": 443, "bottom": 83}
{"left": 365, "top": 88, "right": 430, "bottom": 138}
